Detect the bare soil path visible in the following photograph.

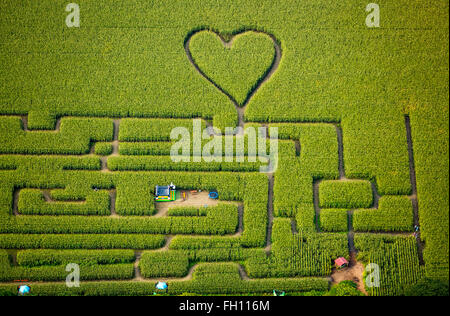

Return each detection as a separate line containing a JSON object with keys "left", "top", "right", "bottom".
{"left": 405, "top": 115, "right": 425, "bottom": 265}
{"left": 265, "top": 173, "right": 274, "bottom": 253}
{"left": 330, "top": 255, "right": 367, "bottom": 295}
{"left": 112, "top": 119, "right": 120, "bottom": 155}
{"left": 110, "top": 189, "right": 117, "bottom": 217}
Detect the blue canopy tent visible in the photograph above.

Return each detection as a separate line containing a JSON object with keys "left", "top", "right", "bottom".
{"left": 156, "top": 282, "right": 168, "bottom": 290}
{"left": 18, "top": 285, "right": 31, "bottom": 295}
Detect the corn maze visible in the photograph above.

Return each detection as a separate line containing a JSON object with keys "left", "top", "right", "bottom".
{"left": 0, "top": 0, "right": 448, "bottom": 296}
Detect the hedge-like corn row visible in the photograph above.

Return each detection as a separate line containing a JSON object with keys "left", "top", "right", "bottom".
{"left": 272, "top": 124, "right": 339, "bottom": 218}
{"left": 0, "top": 272, "right": 328, "bottom": 296}
{"left": 115, "top": 182, "right": 155, "bottom": 216}
{"left": 139, "top": 251, "right": 189, "bottom": 278}
{"left": 409, "top": 109, "right": 449, "bottom": 281}
{"left": 167, "top": 207, "right": 208, "bottom": 217}
{"left": 170, "top": 263, "right": 329, "bottom": 295}
{"left": 0, "top": 156, "right": 101, "bottom": 171}
{"left": 16, "top": 249, "right": 136, "bottom": 267}
{"left": 353, "top": 196, "right": 413, "bottom": 232}
{"left": 18, "top": 189, "right": 111, "bottom": 216}
{"left": 0, "top": 250, "right": 134, "bottom": 282}
{"left": 119, "top": 135, "right": 271, "bottom": 157}
{"left": 107, "top": 156, "right": 263, "bottom": 172}
{"left": 320, "top": 209, "right": 348, "bottom": 232}
{"left": 367, "top": 239, "right": 424, "bottom": 296}
{"left": 319, "top": 180, "right": 373, "bottom": 209}
{"left": 119, "top": 118, "right": 207, "bottom": 142}
{"left": 169, "top": 236, "right": 243, "bottom": 250}
{"left": 244, "top": 219, "right": 342, "bottom": 278}
{"left": 0, "top": 117, "right": 113, "bottom": 155}
{"left": 0, "top": 234, "right": 165, "bottom": 249}
{"left": 94, "top": 143, "right": 113, "bottom": 156}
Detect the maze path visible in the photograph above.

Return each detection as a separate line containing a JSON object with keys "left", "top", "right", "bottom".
{"left": 0, "top": 114, "right": 423, "bottom": 294}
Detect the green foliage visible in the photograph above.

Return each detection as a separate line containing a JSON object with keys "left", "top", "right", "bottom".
{"left": 139, "top": 251, "right": 189, "bottom": 278}
{"left": 241, "top": 202, "right": 267, "bottom": 247}
{"left": 353, "top": 196, "right": 413, "bottom": 232}
{"left": 0, "top": 250, "right": 134, "bottom": 282}
{"left": 1, "top": 264, "right": 134, "bottom": 282}
{"left": 169, "top": 236, "right": 242, "bottom": 250}
{"left": 115, "top": 182, "right": 155, "bottom": 216}
{"left": 325, "top": 281, "right": 364, "bottom": 296}
{"left": 119, "top": 119, "right": 206, "bottom": 142}
{"left": 169, "top": 263, "right": 329, "bottom": 295}
{"left": 320, "top": 209, "right": 348, "bottom": 232}
{"left": 27, "top": 110, "right": 56, "bottom": 130}
{"left": 168, "top": 207, "right": 208, "bottom": 217}
{"left": 402, "top": 278, "right": 449, "bottom": 297}
{"left": 108, "top": 156, "right": 262, "bottom": 172}
{"left": 245, "top": 219, "right": 334, "bottom": 278}
{"left": 272, "top": 124, "right": 339, "bottom": 217}
{"left": 0, "top": 0, "right": 447, "bottom": 293}
{"left": 0, "top": 234, "right": 165, "bottom": 249}
{"left": 16, "top": 249, "right": 136, "bottom": 267}
{"left": 366, "top": 238, "right": 424, "bottom": 296}
{"left": 0, "top": 117, "right": 113, "bottom": 154}
{"left": 95, "top": 142, "right": 113, "bottom": 156}
{"left": 18, "top": 189, "right": 110, "bottom": 216}
{"left": 319, "top": 180, "right": 373, "bottom": 209}
{"left": 410, "top": 108, "right": 449, "bottom": 281}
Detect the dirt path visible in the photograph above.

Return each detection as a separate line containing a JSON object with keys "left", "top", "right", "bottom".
{"left": 405, "top": 115, "right": 425, "bottom": 265}
{"left": 185, "top": 29, "right": 282, "bottom": 131}
{"left": 313, "top": 179, "right": 322, "bottom": 232}
{"left": 112, "top": 119, "right": 120, "bottom": 155}
{"left": 330, "top": 255, "right": 367, "bottom": 295}
{"left": 110, "top": 189, "right": 117, "bottom": 217}
{"left": 238, "top": 264, "right": 250, "bottom": 280}
{"left": 237, "top": 204, "right": 244, "bottom": 234}
{"left": 347, "top": 210, "right": 356, "bottom": 254}
{"left": 12, "top": 188, "right": 19, "bottom": 215}
{"left": 133, "top": 251, "right": 143, "bottom": 281}
{"left": 335, "top": 124, "right": 346, "bottom": 180}
{"left": 21, "top": 115, "right": 28, "bottom": 131}
{"left": 265, "top": 173, "right": 274, "bottom": 253}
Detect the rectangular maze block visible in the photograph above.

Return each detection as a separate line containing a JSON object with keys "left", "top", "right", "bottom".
{"left": 319, "top": 180, "right": 373, "bottom": 209}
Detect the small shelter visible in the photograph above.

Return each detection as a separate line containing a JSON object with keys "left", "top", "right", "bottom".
{"left": 155, "top": 184, "right": 177, "bottom": 202}
{"left": 156, "top": 282, "right": 168, "bottom": 290}
{"left": 335, "top": 257, "right": 349, "bottom": 269}
{"left": 18, "top": 285, "right": 31, "bottom": 296}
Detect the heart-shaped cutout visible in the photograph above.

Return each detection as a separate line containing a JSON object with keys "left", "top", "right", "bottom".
{"left": 187, "top": 30, "right": 278, "bottom": 107}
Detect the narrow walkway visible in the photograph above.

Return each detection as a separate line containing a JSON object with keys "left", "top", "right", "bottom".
{"left": 405, "top": 115, "right": 425, "bottom": 265}
{"left": 12, "top": 189, "right": 19, "bottom": 216}
{"left": 133, "top": 251, "right": 143, "bottom": 281}
{"left": 110, "top": 189, "right": 117, "bottom": 217}
{"left": 112, "top": 119, "right": 120, "bottom": 155}
{"left": 265, "top": 173, "right": 275, "bottom": 253}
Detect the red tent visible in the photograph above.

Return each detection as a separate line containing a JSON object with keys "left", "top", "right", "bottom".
{"left": 335, "top": 257, "right": 349, "bottom": 268}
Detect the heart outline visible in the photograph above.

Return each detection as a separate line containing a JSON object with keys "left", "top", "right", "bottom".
{"left": 185, "top": 29, "right": 282, "bottom": 109}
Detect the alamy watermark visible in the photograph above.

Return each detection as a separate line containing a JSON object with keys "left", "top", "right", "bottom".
{"left": 170, "top": 119, "right": 278, "bottom": 173}
{"left": 366, "top": 3, "right": 380, "bottom": 28}
{"left": 66, "top": 3, "right": 80, "bottom": 28}
{"left": 365, "top": 263, "right": 380, "bottom": 288}
{"left": 66, "top": 263, "right": 80, "bottom": 288}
